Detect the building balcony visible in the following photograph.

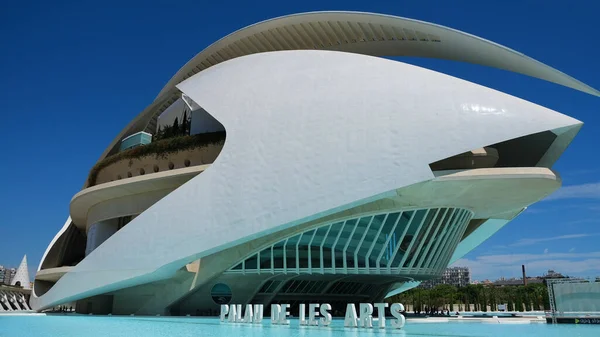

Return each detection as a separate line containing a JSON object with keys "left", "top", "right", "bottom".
{"left": 86, "top": 131, "right": 225, "bottom": 187}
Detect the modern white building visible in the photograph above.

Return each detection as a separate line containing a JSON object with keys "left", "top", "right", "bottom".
{"left": 30, "top": 11, "right": 598, "bottom": 316}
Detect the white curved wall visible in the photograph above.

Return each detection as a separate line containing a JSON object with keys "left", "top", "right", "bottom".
{"left": 33, "top": 50, "right": 581, "bottom": 310}
{"left": 85, "top": 220, "right": 119, "bottom": 256}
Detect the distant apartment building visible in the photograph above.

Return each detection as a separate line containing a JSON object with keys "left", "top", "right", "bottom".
{"left": 420, "top": 267, "right": 471, "bottom": 288}
{"left": 7, "top": 268, "right": 16, "bottom": 285}
{"left": 0, "top": 266, "right": 17, "bottom": 285}
{"left": 543, "top": 269, "right": 564, "bottom": 279}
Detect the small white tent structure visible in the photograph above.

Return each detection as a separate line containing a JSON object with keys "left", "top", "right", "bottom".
{"left": 10, "top": 255, "right": 30, "bottom": 290}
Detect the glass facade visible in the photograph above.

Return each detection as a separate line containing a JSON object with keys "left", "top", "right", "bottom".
{"left": 227, "top": 207, "right": 473, "bottom": 276}
{"left": 119, "top": 132, "right": 152, "bottom": 152}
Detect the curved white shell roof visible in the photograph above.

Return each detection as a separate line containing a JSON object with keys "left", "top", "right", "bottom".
{"left": 33, "top": 50, "right": 582, "bottom": 309}
{"left": 156, "top": 11, "right": 599, "bottom": 99}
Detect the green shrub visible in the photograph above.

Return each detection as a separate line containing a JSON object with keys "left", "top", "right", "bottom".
{"left": 87, "top": 131, "right": 226, "bottom": 187}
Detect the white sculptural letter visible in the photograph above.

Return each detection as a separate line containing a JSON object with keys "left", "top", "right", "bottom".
{"left": 220, "top": 304, "right": 229, "bottom": 322}
{"left": 320, "top": 303, "right": 332, "bottom": 326}
{"left": 390, "top": 303, "right": 406, "bottom": 329}
{"left": 359, "top": 303, "right": 374, "bottom": 328}
{"left": 344, "top": 303, "right": 358, "bottom": 327}
{"left": 374, "top": 303, "right": 388, "bottom": 328}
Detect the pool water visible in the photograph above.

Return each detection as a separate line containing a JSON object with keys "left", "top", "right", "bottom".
{"left": 0, "top": 316, "right": 598, "bottom": 337}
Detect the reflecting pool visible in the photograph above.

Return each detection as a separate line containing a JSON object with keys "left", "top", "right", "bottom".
{"left": 1, "top": 316, "right": 598, "bottom": 337}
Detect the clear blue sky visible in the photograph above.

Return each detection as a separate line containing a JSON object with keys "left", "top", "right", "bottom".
{"left": 1, "top": 0, "right": 599, "bottom": 282}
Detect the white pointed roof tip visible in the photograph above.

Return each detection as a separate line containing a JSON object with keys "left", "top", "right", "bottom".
{"left": 156, "top": 10, "right": 600, "bottom": 100}
{"left": 11, "top": 255, "right": 31, "bottom": 290}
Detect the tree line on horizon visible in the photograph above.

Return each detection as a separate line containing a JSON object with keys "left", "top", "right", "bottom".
{"left": 386, "top": 283, "right": 550, "bottom": 312}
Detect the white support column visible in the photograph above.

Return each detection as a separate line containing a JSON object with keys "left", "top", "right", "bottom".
{"left": 354, "top": 216, "right": 374, "bottom": 273}
{"left": 437, "top": 211, "right": 472, "bottom": 270}
{"left": 319, "top": 224, "right": 333, "bottom": 273}
{"left": 428, "top": 209, "right": 464, "bottom": 268}
{"left": 282, "top": 238, "right": 289, "bottom": 273}
{"left": 342, "top": 219, "right": 359, "bottom": 272}
{"left": 8, "top": 292, "right": 22, "bottom": 310}
{"left": 432, "top": 210, "right": 469, "bottom": 268}
{"left": 306, "top": 230, "right": 318, "bottom": 274}
{"left": 423, "top": 209, "right": 457, "bottom": 269}
{"left": 0, "top": 292, "right": 11, "bottom": 311}
{"left": 416, "top": 208, "right": 448, "bottom": 269}
{"left": 330, "top": 221, "right": 347, "bottom": 271}
{"left": 18, "top": 294, "right": 31, "bottom": 310}
{"left": 408, "top": 208, "right": 441, "bottom": 269}
{"left": 295, "top": 233, "right": 304, "bottom": 274}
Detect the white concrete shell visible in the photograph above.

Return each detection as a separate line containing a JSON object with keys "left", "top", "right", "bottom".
{"left": 96, "top": 11, "right": 598, "bottom": 167}
{"left": 158, "top": 11, "right": 600, "bottom": 99}
{"left": 32, "top": 49, "right": 583, "bottom": 311}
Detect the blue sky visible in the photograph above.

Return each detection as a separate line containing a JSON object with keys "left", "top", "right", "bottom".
{"left": 1, "top": 0, "right": 599, "bottom": 282}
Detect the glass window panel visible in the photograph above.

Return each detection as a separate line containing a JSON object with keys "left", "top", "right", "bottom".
{"left": 328, "top": 282, "right": 341, "bottom": 294}
{"left": 259, "top": 281, "right": 272, "bottom": 293}
{"left": 286, "top": 246, "right": 296, "bottom": 269}
{"left": 298, "top": 230, "right": 315, "bottom": 269}
{"left": 295, "top": 281, "right": 309, "bottom": 293}
{"left": 322, "top": 250, "right": 333, "bottom": 268}
{"left": 299, "top": 281, "right": 312, "bottom": 293}
{"left": 266, "top": 280, "right": 280, "bottom": 293}
{"left": 245, "top": 254, "right": 258, "bottom": 270}
{"left": 316, "top": 281, "right": 327, "bottom": 293}
{"left": 350, "top": 216, "right": 372, "bottom": 268}
{"left": 357, "top": 214, "right": 385, "bottom": 267}
{"left": 370, "top": 212, "right": 400, "bottom": 267}
{"left": 337, "top": 219, "right": 357, "bottom": 248}
{"left": 299, "top": 230, "right": 315, "bottom": 246}
{"left": 345, "top": 283, "right": 355, "bottom": 294}
{"left": 386, "top": 211, "right": 415, "bottom": 267}
{"left": 331, "top": 282, "right": 342, "bottom": 294}
{"left": 290, "top": 281, "right": 309, "bottom": 294}
{"left": 273, "top": 242, "right": 284, "bottom": 269}
{"left": 310, "top": 227, "right": 329, "bottom": 269}
{"left": 232, "top": 262, "right": 243, "bottom": 270}
{"left": 309, "top": 281, "right": 324, "bottom": 293}
{"left": 285, "top": 235, "right": 299, "bottom": 269}
{"left": 334, "top": 219, "right": 356, "bottom": 269}
{"left": 288, "top": 281, "right": 300, "bottom": 293}
{"left": 287, "top": 235, "right": 300, "bottom": 246}
{"left": 323, "top": 222, "right": 344, "bottom": 249}
{"left": 259, "top": 248, "right": 272, "bottom": 269}
{"left": 395, "top": 209, "right": 429, "bottom": 268}
{"left": 281, "top": 281, "right": 294, "bottom": 293}
{"left": 311, "top": 227, "right": 329, "bottom": 247}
